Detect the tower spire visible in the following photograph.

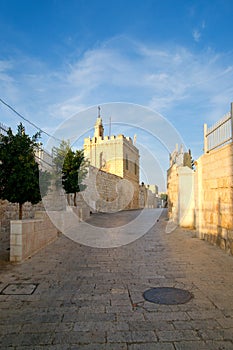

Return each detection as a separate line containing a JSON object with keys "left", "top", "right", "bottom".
{"left": 94, "top": 106, "right": 104, "bottom": 139}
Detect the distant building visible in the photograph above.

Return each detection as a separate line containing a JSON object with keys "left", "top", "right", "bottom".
{"left": 139, "top": 183, "right": 158, "bottom": 208}
{"left": 169, "top": 144, "right": 192, "bottom": 169}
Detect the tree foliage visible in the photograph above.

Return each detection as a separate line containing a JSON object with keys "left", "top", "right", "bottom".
{"left": 52, "top": 140, "right": 71, "bottom": 186}
{"left": 160, "top": 193, "right": 167, "bottom": 201}
{"left": 53, "top": 141, "right": 88, "bottom": 206}
{"left": 53, "top": 140, "right": 71, "bottom": 175}
{"left": 0, "top": 123, "right": 51, "bottom": 219}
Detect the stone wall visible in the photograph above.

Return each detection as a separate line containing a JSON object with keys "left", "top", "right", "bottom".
{"left": 167, "top": 165, "right": 179, "bottom": 224}
{"left": 167, "top": 164, "right": 195, "bottom": 228}
{"left": 82, "top": 166, "right": 139, "bottom": 212}
{"left": 10, "top": 211, "right": 58, "bottom": 263}
{"left": 0, "top": 187, "right": 90, "bottom": 260}
{"left": 0, "top": 200, "right": 44, "bottom": 255}
{"left": 167, "top": 142, "right": 233, "bottom": 255}
{"left": 195, "top": 143, "right": 233, "bottom": 254}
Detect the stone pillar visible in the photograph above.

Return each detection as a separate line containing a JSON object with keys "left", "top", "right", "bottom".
{"left": 231, "top": 102, "right": 233, "bottom": 142}
{"left": 178, "top": 166, "right": 195, "bottom": 228}
{"left": 195, "top": 157, "right": 204, "bottom": 238}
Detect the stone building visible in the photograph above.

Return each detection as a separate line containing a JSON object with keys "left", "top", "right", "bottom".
{"left": 83, "top": 109, "right": 140, "bottom": 209}
{"left": 167, "top": 144, "right": 194, "bottom": 228}
{"left": 169, "top": 144, "right": 192, "bottom": 169}
{"left": 139, "top": 183, "right": 158, "bottom": 208}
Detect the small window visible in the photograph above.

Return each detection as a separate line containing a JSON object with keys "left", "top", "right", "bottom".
{"left": 135, "top": 162, "right": 137, "bottom": 175}
{"left": 126, "top": 154, "right": 128, "bottom": 170}
{"left": 100, "top": 152, "right": 103, "bottom": 168}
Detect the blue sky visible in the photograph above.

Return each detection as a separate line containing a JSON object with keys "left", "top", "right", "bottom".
{"left": 1, "top": 0, "right": 233, "bottom": 190}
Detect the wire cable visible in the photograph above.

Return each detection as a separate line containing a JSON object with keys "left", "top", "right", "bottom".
{"left": 35, "top": 154, "right": 54, "bottom": 168}
{"left": 0, "top": 97, "right": 61, "bottom": 142}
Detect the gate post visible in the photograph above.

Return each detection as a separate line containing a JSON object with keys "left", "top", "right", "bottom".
{"left": 204, "top": 123, "right": 208, "bottom": 153}
{"left": 231, "top": 102, "right": 233, "bottom": 142}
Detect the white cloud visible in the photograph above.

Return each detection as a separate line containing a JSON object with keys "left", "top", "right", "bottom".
{"left": 1, "top": 37, "right": 233, "bottom": 168}
{"left": 193, "top": 29, "right": 201, "bottom": 42}
{"left": 202, "top": 21, "right": 206, "bottom": 29}
{"left": 192, "top": 20, "right": 206, "bottom": 43}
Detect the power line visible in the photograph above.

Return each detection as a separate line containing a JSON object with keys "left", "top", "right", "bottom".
{"left": 0, "top": 97, "right": 61, "bottom": 142}
{"left": 35, "top": 154, "right": 54, "bottom": 168}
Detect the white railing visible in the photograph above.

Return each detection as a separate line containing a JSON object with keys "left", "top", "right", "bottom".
{"left": 204, "top": 103, "right": 233, "bottom": 153}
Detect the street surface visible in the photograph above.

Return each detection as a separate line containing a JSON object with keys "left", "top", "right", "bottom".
{"left": 0, "top": 209, "right": 233, "bottom": 349}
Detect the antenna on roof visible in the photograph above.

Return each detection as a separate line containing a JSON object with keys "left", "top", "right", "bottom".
{"left": 109, "top": 116, "right": 112, "bottom": 137}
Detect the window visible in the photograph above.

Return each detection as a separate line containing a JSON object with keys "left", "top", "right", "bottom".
{"left": 126, "top": 154, "right": 128, "bottom": 170}
{"left": 100, "top": 152, "right": 103, "bottom": 168}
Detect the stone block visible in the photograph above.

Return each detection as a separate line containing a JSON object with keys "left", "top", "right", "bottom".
{"left": 10, "top": 245, "right": 22, "bottom": 260}
{"left": 11, "top": 234, "right": 22, "bottom": 246}
{"left": 10, "top": 217, "right": 57, "bottom": 263}
{"left": 228, "top": 230, "right": 233, "bottom": 239}
{"left": 220, "top": 238, "right": 226, "bottom": 250}
{"left": 229, "top": 241, "right": 233, "bottom": 255}
{"left": 10, "top": 221, "right": 22, "bottom": 234}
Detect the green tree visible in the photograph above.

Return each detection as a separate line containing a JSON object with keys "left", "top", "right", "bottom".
{"left": 52, "top": 140, "right": 71, "bottom": 188}
{"left": 0, "top": 123, "right": 51, "bottom": 219}
{"left": 52, "top": 140, "right": 71, "bottom": 172}
{"left": 62, "top": 148, "right": 88, "bottom": 206}
{"left": 160, "top": 193, "right": 167, "bottom": 201}
{"left": 52, "top": 140, "right": 88, "bottom": 206}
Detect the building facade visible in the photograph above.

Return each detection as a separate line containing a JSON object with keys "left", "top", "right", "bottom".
{"left": 83, "top": 111, "right": 140, "bottom": 209}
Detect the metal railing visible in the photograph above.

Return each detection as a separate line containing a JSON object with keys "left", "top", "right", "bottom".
{"left": 0, "top": 122, "right": 9, "bottom": 135}
{"left": 204, "top": 103, "right": 233, "bottom": 153}
{"left": 35, "top": 147, "right": 53, "bottom": 171}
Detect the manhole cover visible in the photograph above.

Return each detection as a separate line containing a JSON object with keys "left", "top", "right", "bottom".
{"left": 0, "top": 283, "right": 38, "bottom": 295}
{"left": 143, "top": 287, "right": 193, "bottom": 305}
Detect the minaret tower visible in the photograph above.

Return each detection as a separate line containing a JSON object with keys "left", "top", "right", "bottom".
{"left": 94, "top": 106, "right": 104, "bottom": 139}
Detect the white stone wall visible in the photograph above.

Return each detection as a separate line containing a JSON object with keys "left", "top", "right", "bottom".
{"left": 167, "top": 164, "right": 195, "bottom": 228}
{"left": 0, "top": 200, "right": 44, "bottom": 254}
{"left": 167, "top": 142, "right": 233, "bottom": 255}
{"left": 10, "top": 211, "right": 58, "bottom": 263}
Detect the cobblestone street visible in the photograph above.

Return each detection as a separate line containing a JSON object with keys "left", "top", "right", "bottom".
{"left": 0, "top": 209, "right": 233, "bottom": 349}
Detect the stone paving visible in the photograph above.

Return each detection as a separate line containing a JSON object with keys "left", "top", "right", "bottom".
{"left": 0, "top": 209, "right": 233, "bottom": 349}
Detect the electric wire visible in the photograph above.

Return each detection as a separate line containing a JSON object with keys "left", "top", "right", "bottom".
{"left": 0, "top": 97, "right": 61, "bottom": 142}
{"left": 35, "top": 154, "right": 54, "bottom": 168}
